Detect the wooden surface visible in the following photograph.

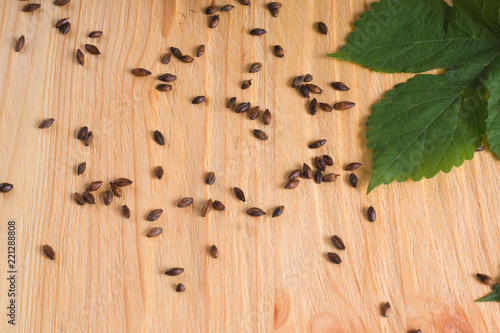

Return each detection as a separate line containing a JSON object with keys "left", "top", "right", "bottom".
{"left": 1, "top": 0, "right": 500, "bottom": 332}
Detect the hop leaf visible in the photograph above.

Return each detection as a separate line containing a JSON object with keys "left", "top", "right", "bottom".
{"left": 476, "top": 284, "right": 500, "bottom": 303}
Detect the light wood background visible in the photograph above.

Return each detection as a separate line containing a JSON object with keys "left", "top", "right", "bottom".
{"left": 1, "top": 0, "right": 499, "bottom": 332}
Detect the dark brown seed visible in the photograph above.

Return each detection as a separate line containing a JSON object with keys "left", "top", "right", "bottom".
{"left": 233, "top": 187, "right": 245, "bottom": 202}
{"left": 274, "top": 45, "right": 284, "bottom": 58}
{"left": 235, "top": 102, "right": 251, "bottom": 113}
{"left": 289, "top": 169, "right": 302, "bottom": 180}
{"left": 349, "top": 173, "right": 358, "bottom": 188}
{"left": 209, "top": 15, "right": 220, "bottom": 28}
{"left": 104, "top": 191, "right": 113, "bottom": 205}
{"left": 15, "top": 36, "right": 25, "bottom": 52}
{"left": 83, "top": 131, "right": 93, "bottom": 146}
{"left": 249, "top": 106, "right": 260, "bottom": 120}
{"left": 323, "top": 155, "right": 334, "bottom": 166}
{"left": 155, "top": 166, "right": 164, "bottom": 179}
{"left": 76, "top": 49, "right": 84, "bottom": 65}
{"left": 113, "top": 178, "right": 133, "bottom": 187}
{"left": 253, "top": 129, "right": 268, "bottom": 140}
{"left": 146, "top": 227, "right": 163, "bottom": 238}
{"left": 299, "top": 85, "right": 310, "bottom": 98}
{"left": 271, "top": 9, "right": 279, "bottom": 17}
{"left": 23, "top": 4, "right": 41, "bottom": 12}
{"left": 154, "top": 130, "right": 165, "bottom": 146}
{"left": 249, "top": 62, "right": 262, "bottom": 73}
{"left": 210, "top": 245, "right": 219, "bottom": 258}
{"left": 82, "top": 191, "right": 95, "bottom": 204}
{"left": 39, "top": 118, "right": 55, "bottom": 129}
{"left": 263, "top": 109, "right": 271, "bottom": 125}
{"left": 319, "top": 103, "right": 333, "bottom": 112}
{"left": 309, "top": 139, "right": 326, "bottom": 149}
{"left": 220, "top": 5, "right": 234, "bottom": 12}
{"left": 86, "top": 181, "right": 103, "bottom": 192}
{"left": 60, "top": 22, "right": 71, "bottom": 35}
{"left": 331, "top": 236, "right": 345, "bottom": 250}
{"left": 177, "top": 197, "right": 194, "bottom": 208}
{"left": 82, "top": 192, "right": 95, "bottom": 205}
{"left": 241, "top": 79, "right": 252, "bottom": 90}
{"left": 165, "top": 267, "right": 184, "bottom": 276}
{"left": 327, "top": 252, "right": 341, "bottom": 264}
{"left": 197, "top": 45, "right": 205, "bottom": 57}
{"left": 114, "top": 178, "right": 133, "bottom": 187}
{"left": 285, "top": 179, "right": 300, "bottom": 189}
{"left": 43, "top": 245, "right": 56, "bottom": 260}
{"left": 272, "top": 206, "right": 284, "bottom": 218}
{"left": 414, "top": 330, "right": 422, "bottom": 333}
{"left": 475, "top": 145, "right": 485, "bottom": 152}
{"left": 122, "top": 205, "right": 131, "bottom": 218}
{"left": 176, "top": 283, "right": 185, "bottom": 292}
{"left": 315, "top": 156, "right": 326, "bottom": 171}
{"left": 131, "top": 68, "right": 152, "bottom": 76}
{"left": 292, "top": 76, "right": 304, "bottom": 88}
{"left": 318, "top": 21, "right": 328, "bottom": 35}
{"left": 309, "top": 98, "right": 319, "bottom": 115}
{"left": 306, "top": 84, "right": 323, "bottom": 94}
{"left": 322, "top": 173, "right": 340, "bottom": 182}
{"left": 239, "top": 0, "right": 251, "bottom": 5}
{"left": 88, "top": 31, "right": 103, "bottom": 38}
{"left": 302, "top": 163, "right": 313, "bottom": 179}
{"left": 250, "top": 28, "right": 266, "bottom": 36}
{"left": 267, "top": 2, "right": 282, "bottom": 10}
{"left": 476, "top": 273, "right": 495, "bottom": 287}
{"left": 109, "top": 182, "right": 122, "bottom": 197}
{"left": 331, "top": 82, "right": 350, "bottom": 91}
{"left": 180, "top": 55, "right": 194, "bottom": 63}
{"left": 77, "top": 162, "right": 86, "bottom": 175}
{"left": 227, "top": 97, "right": 237, "bottom": 108}
{"left": 367, "top": 206, "right": 376, "bottom": 222}
{"left": 206, "top": 171, "right": 215, "bottom": 185}
{"left": 304, "top": 74, "right": 313, "bottom": 82}
{"left": 146, "top": 209, "right": 163, "bottom": 221}
{"left": 60, "top": 25, "right": 70, "bottom": 35}
{"left": 201, "top": 199, "right": 213, "bottom": 217}
{"left": 170, "top": 47, "right": 183, "bottom": 58}
{"left": 212, "top": 200, "right": 225, "bottom": 211}
{"left": 192, "top": 96, "right": 206, "bottom": 104}
{"left": 382, "top": 302, "right": 391, "bottom": 317}
{"left": 54, "top": 0, "right": 70, "bottom": 6}
{"left": 0, "top": 183, "right": 13, "bottom": 193}
{"left": 156, "top": 84, "right": 173, "bottom": 92}
{"left": 201, "top": 199, "right": 212, "bottom": 217}
{"left": 77, "top": 126, "right": 88, "bottom": 140}
{"left": 314, "top": 169, "right": 322, "bottom": 184}
{"left": 85, "top": 44, "right": 100, "bottom": 55}
{"left": 345, "top": 162, "right": 362, "bottom": 171}
{"left": 205, "top": 6, "right": 218, "bottom": 14}
{"left": 55, "top": 18, "right": 69, "bottom": 28}
{"left": 161, "top": 53, "right": 171, "bottom": 64}
{"left": 334, "top": 101, "right": 356, "bottom": 110}
{"left": 247, "top": 207, "right": 266, "bottom": 217}
{"left": 74, "top": 193, "right": 85, "bottom": 206}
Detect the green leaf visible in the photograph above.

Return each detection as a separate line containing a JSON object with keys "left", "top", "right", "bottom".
{"left": 329, "top": 0, "right": 500, "bottom": 73}
{"left": 329, "top": 0, "right": 500, "bottom": 192}
{"left": 366, "top": 60, "right": 491, "bottom": 192}
{"left": 476, "top": 284, "right": 500, "bottom": 302}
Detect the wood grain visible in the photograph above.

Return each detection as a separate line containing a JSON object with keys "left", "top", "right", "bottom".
{"left": 1, "top": 0, "right": 500, "bottom": 332}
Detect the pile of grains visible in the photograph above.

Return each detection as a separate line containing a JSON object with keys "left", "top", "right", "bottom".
{"left": 9, "top": 0, "right": 388, "bottom": 312}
